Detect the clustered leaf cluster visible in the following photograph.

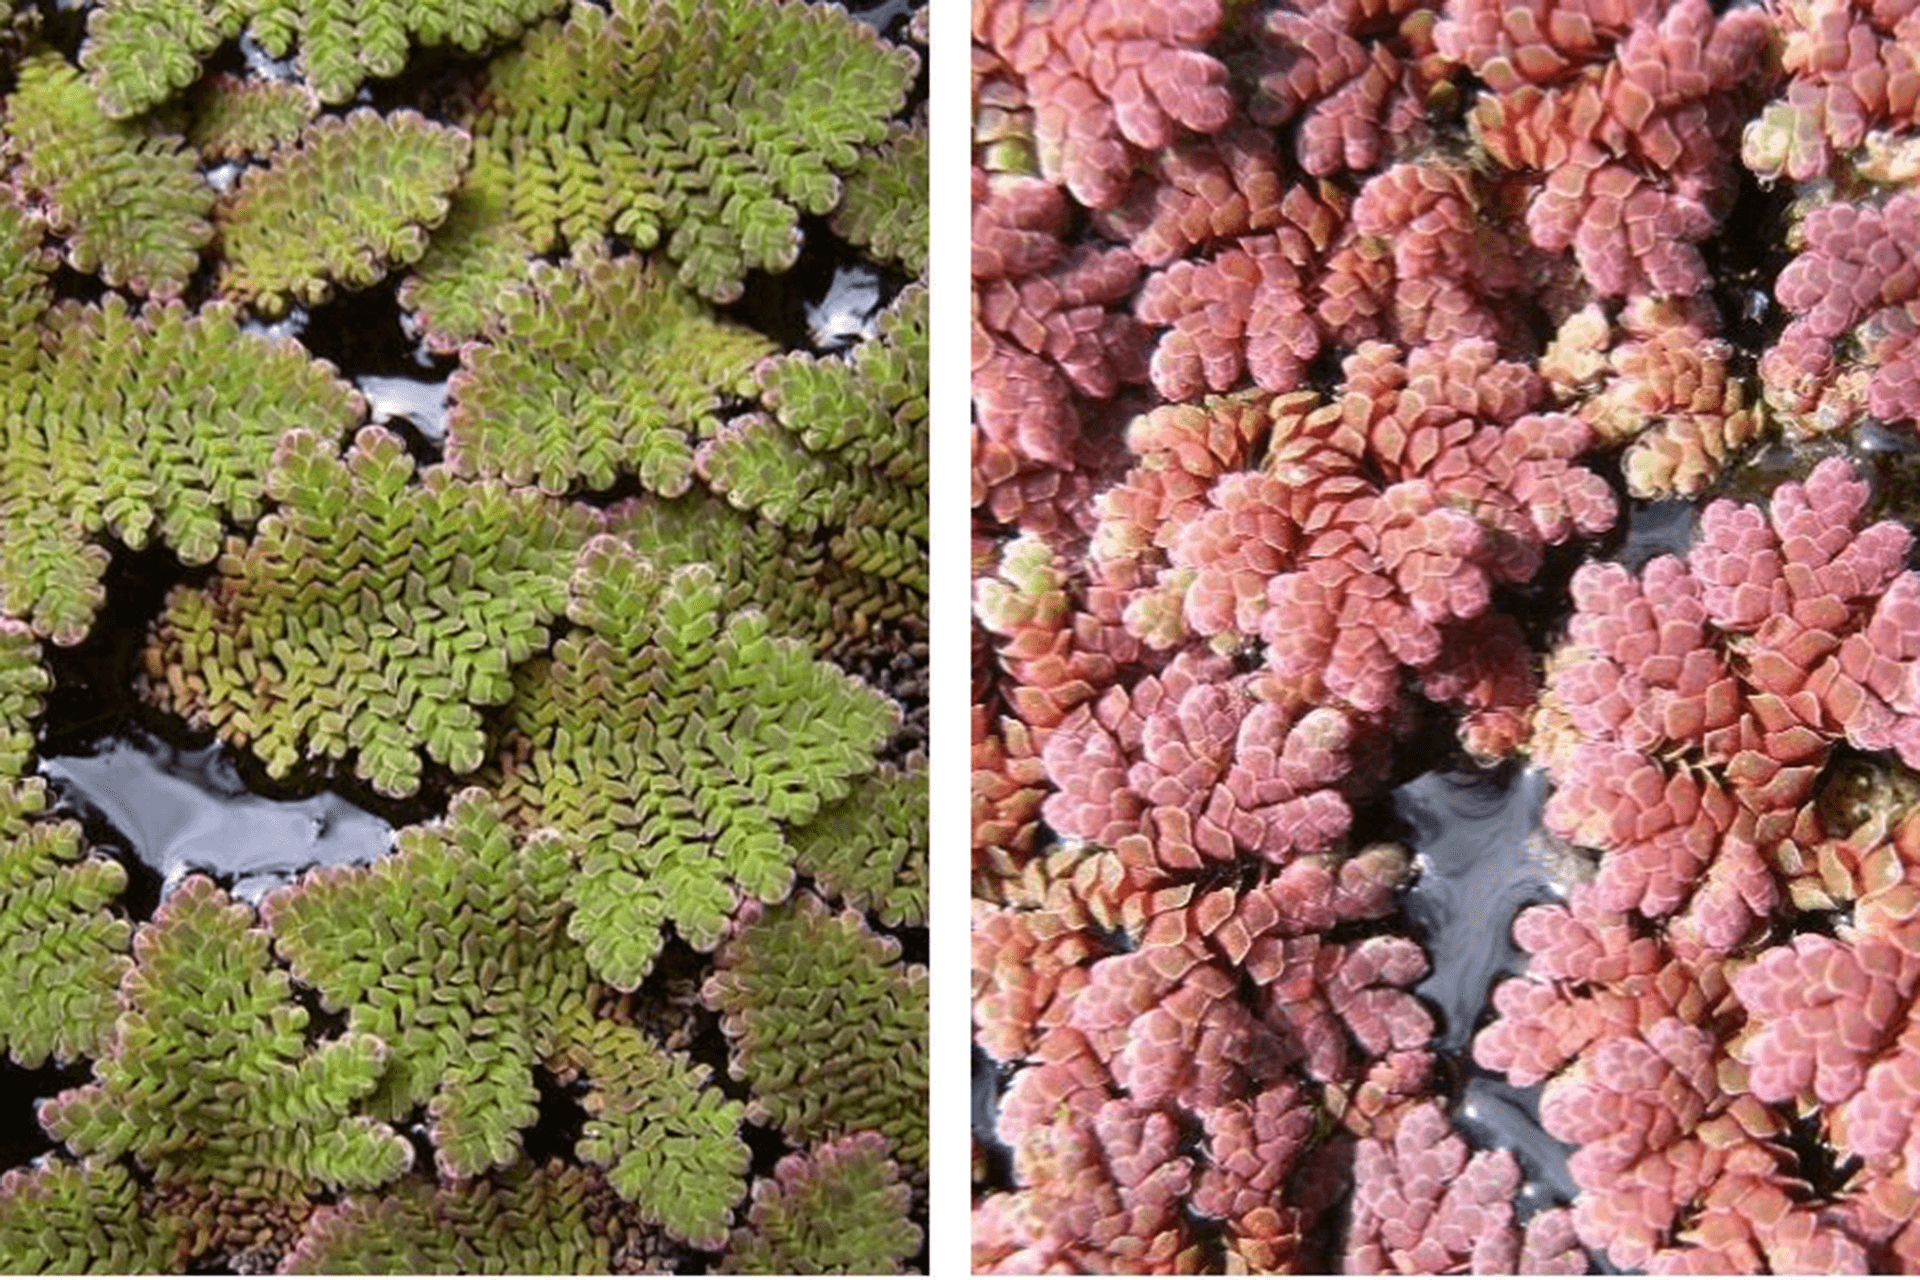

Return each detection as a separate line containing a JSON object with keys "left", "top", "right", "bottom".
{"left": 0, "top": 0, "right": 925, "bottom": 1271}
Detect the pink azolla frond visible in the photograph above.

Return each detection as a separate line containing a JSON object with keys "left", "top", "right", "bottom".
{"left": 1039, "top": 653, "right": 1362, "bottom": 882}
{"left": 1445, "top": 0, "right": 1769, "bottom": 298}
{"left": 1732, "top": 932, "right": 1911, "bottom": 1109}
{"left": 1743, "top": 0, "right": 1920, "bottom": 181}
{"left": 1093, "top": 127, "right": 1290, "bottom": 266}
{"left": 973, "top": 0, "right": 1234, "bottom": 210}
{"left": 1343, "top": 1099, "right": 1528, "bottom": 1274}
{"left": 973, "top": 707, "right": 1049, "bottom": 868}
{"left": 1539, "top": 1016, "right": 1779, "bottom": 1269}
{"left": 1351, "top": 160, "right": 1528, "bottom": 347}
{"left": 1255, "top": 0, "right": 1449, "bottom": 176}
{"left": 975, "top": 533, "right": 1142, "bottom": 732}
{"left": 1763, "top": 189, "right": 1920, "bottom": 425}
{"left": 1136, "top": 234, "right": 1322, "bottom": 401}
{"left": 978, "top": 1097, "right": 1201, "bottom": 1273}
{"left": 1474, "top": 885, "right": 1728, "bottom": 1087}
{"left": 973, "top": 171, "right": 1148, "bottom": 468}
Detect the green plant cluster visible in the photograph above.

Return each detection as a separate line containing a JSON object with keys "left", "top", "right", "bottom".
{"left": 703, "top": 893, "right": 928, "bottom": 1176}
{"left": 0, "top": 0, "right": 924, "bottom": 1266}
{"left": 701, "top": 284, "right": 929, "bottom": 608}
{"left": 145, "top": 425, "right": 595, "bottom": 797}
{"left": 444, "top": 250, "right": 774, "bottom": 495}
{"left": 719, "top": 1132, "right": 922, "bottom": 1275}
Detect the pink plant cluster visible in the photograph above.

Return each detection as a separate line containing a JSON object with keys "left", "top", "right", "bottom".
{"left": 975, "top": 0, "right": 1920, "bottom": 1270}
{"left": 1478, "top": 459, "right": 1920, "bottom": 1270}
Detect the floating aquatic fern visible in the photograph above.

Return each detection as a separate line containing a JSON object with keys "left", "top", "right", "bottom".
{"left": 144, "top": 425, "right": 594, "bottom": 797}
{"left": 490, "top": 536, "right": 897, "bottom": 992}
{"left": 80, "top": 0, "right": 569, "bottom": 117}
{"left": 2, "top": 52, "right": 212, "bottom": 299}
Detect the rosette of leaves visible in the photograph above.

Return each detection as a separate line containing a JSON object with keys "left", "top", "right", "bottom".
{"left": 432, "top": 0, "right": 918, "bottom": 303}
{"left": 78, "top": 0, "right": 569, "bottom": 117}
{"left": 444, "top": 250, "right": 773, "bottom": 495}
{"left": 39, "top": 876, "right": 412, "bottom": 1207}
{"left": 702, "top": 893, "right": 927, "bottom": 1174}
{"left": 1, "top": 52, "right": 213, "bottom": 298}
{"left": 144, "top": 425, "right": 596, "bottom": 797}
{"left": 0, "top": 1160, "right": 182, "bottom": 1273}
{"left": 791, "top": 755, "right": 927, "bottom": 929}
{"left": 282, "top": 1162, "right": 654, "bottom": 1274}
{"left": 216, "top": 108, "right": 470, "bottom": 314}
{"left": 491, "top": 535, "right": 897, "bottom": 991}
{"left": 1, "top": 293, "right": 363, "bottom": 645}
{"left": 718, "top": 1132, "right": 921, "bottom": 1275}
{"left": 699, "top": 284, "right": 928, "bottom": 607}
{"left": 264, "top": 790, "right": 749, "bottom": 1244}
{"left": 830, "top": 114, "right": 928, "bottom": 278}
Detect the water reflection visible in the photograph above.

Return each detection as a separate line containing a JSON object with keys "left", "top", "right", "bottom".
{"left": 41, "top": 728, "right": 391, "bottom": 904}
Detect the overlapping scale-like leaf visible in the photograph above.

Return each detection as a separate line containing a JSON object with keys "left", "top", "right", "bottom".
{"left": 470, "top": 0, "right": 917, "bottom": 301}
{"left": 2, "top": 53, "right": 213, "bottom": 298}
{"left": 491, "top": 536, "right": 897, "bottom": 991}
{"left": 217, "top": 108, "right": 470, "bottom": 314}
{"left": 81, "top": 0, "right": 568, "bottom": 117}
{"left": 143, "top": 425, "right": 597, "bottom": 797}
{"left": 0, "top": 296, "right": 363, "bottom": 645}
{"left": 703, "top": 893, "right": 927, "bottom": 1175}
{"left": 39, "top": 875, "right": 412, "bottom": 1198}
{"left": 445, "top": 251, "right": 773, "bottom": 495}
{"left": 182, "top": 74, "right": 318, "bottom": 160}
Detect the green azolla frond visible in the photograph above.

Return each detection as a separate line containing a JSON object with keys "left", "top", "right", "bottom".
{"left": 792, "top": 754, "right": 926, "bottom": 928}
{"left": 561, "top": 1013, "right": 748, "bottom": 1250}
{"left": 144, "top": 425, "right": 598, "bottom": 797}
{"left": 217, "top": 108, "right": 470, "bottom": 315}
{"left": 445, "top": 250, "right": 773, "bottom": 495}
{"left": 0, "top": 775, "right": 132, "bottom": 1068}
{"left": 0, "top": 619, "right": 47, "bottom": 775}
{"left": 604, "top": 492, "right": 921, "bottom": 655}
{"left": 476, "top": 0, "right": 917, "bottom": 302}
{"left": 2, "top": 52, "right": 213, "bottom": 299}
{"left": 39, "top": 875, "right": 412, "bottom": 1197}
{"left": 283, "top": 1162, "right": 641, "bottom": 1274}
{"left": 82, "top": 0, "right": 567, "bottom": 117}
{"left": 698, "top": 284, "right": 927, "bottom": 597}
{"left": 702, "top": 893, "right": 926, "bottom": 1173}
{"left": 264, "top": 789, "right": 590, "bottom": 1179}
{"left": 182, "top": 73, "right": 318, "bottom": 159}
{"left": 493, "top": 535, "right": 897, "bottom": 991}
{"left": 718, "top": 1132, "right": 921, "bottom": 1275}
{"left": 0, "top": 295, "right": 362, "bottom": 645}
{"left": 0, "top": 201, "right": 50, "bottom": 380}
{"left": 398, "top": 137, "right": 532, "bottom": 352}
{"left": 830, "top": 114, "right": 927, "bottom": 278}
{"left": 0, "top": 1159, "right": 184, "bottom": 1273}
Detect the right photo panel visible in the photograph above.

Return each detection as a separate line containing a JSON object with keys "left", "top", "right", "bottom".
{"left": 972, "top": 0, "right": 1920, "bottom": 1272}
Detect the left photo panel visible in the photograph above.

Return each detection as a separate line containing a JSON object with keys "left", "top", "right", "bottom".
{"left": 0, "top": 0, "right": 928, "bottom": 1272}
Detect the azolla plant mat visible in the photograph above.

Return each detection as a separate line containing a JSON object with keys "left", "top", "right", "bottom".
{"left": 971, "top": 0, "right": 1920, "bottom": 1273}
{"left": 0, "top": 0, "right": 927, "bottom": 1273}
